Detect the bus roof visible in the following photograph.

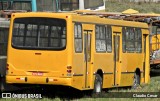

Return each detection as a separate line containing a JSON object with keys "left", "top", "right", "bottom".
{"left": 11, "top": 12, "right": 149, "bottom": 29}
{"left": 73, "top": 10, "right": 160, "bottom": 27}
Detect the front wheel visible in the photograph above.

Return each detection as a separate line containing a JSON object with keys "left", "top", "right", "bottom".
{"left": 93, "top": 74, "right": 102, "bottom": 94}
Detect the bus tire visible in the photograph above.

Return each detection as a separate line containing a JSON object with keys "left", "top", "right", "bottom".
{"left": 132, "top": 72, "right": 140, "bottom": 89}
{"left": 93, "top": 74, "right": 102, "bottom": 94}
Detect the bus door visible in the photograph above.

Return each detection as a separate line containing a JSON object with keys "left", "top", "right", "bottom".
{"left": 84, "top": 29, "right": 92, "bottom": 88}
{"left": 143, "top": 34, "right": 149, "bottom": 83}
{"left": 143, "top": 35, "right": 146, "bottom": 81}
{"left": 113, "top": 33, "right": 121, "bottom": 86}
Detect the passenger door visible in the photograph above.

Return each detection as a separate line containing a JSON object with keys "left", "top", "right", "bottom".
{"left": 83, "top": 24, "right": 93, "bottom": 88}
{"left": 84, "top": 30, "right": 92, "bottom": 88}
{"left": 113, "top": 33, "right": 121, "bottom": 86}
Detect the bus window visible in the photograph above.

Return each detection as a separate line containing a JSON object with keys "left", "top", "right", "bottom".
{"left": 152, "top": 26, "right": 157, "bottom": 35}
{"left": 12, "top": 17, "right": 66, "bottom": 49}
{"left": 84, "top": 0, "right": 104, "bottom": 9}
{"left": 151, "top": 26, "right": 160, "bottom": 35}
{"left": 60, "top": 0, "right": 79, "bottom": 11}
{"left": 74, "top": 23, "right": 82, "bottom": 53}
{"left": 106, "top": 25, "right": 112, "bottom": 52}
{"left": 126, "top": 27, "right": 135, "bottom": 52}
{"left": 12, "top": 1, "right": 31, "bottom": 11}
{"left": 95, "top": 25, "right": 106, "bottom": 52}
{"left": 122, "top": 27, "right": 126, "bottom": 53}
{"left": 95, "top": 25, "right": 110, "bottom": 52}
{"left": 0, "top": 0, "right": 105, "bottom": 12}
{"left": 157, "top": 27, "right": 160, "bottom": 34}
{"left": 135, "top": 28, "right": 142, "bottom": 53}
{"left": 37, "top": 0, "right": 57, "bottom": 11}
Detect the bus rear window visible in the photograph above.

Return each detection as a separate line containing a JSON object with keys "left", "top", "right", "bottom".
{"left": 12, "top": 17, "right": 66, "bottom": 50}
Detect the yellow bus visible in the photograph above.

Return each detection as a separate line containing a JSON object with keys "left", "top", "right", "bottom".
{"left": 150, "top": 26, "right": 160, "bottom": 67}
{"left": 6, "top": 12, "right": 150, "bottom": 93}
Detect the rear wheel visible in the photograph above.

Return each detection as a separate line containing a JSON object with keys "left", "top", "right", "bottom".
{"left": 93, "top": 74, "right": 102, "bottom": 94}
{"left": 132, "top": 72, "right": 140, "bottom": 89}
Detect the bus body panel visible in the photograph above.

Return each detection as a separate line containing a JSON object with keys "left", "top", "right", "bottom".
{"left": 7, "top": 49, "right": 68, "bottom": 77}
{"left": 6, "top": 12, "right": 150, "bottom": 91}
{"left": 142, "top": 29, "right": 150, "bottom": 83}
{"left": 7, "top": 13, "right": 72, "bottom": 85}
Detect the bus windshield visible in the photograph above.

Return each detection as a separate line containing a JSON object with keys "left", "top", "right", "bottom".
{"left": 12, "top": 17, "right": 66, "bottom": 50}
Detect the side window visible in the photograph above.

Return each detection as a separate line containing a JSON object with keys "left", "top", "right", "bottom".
{"left": 123, "top": 27, "right": 142, "bottom": 53}
{"left": 74, "top": 23, "right": 82, "bottom": 53}
{"left": 135, "top": 28, "right": 142, "bottom": 53}
{"left": 122, "top": 27, "right": 126, "bottom": 53}
{"left": 95, "top": 25, "right": 106, "bottom": 52}
{"left": 126, "top": 27, "right": 135, "bottom": 52}
{"left": 106, "top": 25, "right": 112, "bottom": 52}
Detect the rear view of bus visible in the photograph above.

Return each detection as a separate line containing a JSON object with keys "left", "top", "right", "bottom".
{"left": 6, "top": 12, "right": 72, "bottom": 86}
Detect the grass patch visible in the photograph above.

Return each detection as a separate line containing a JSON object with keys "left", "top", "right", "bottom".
{"left": 105, "top": 1, "right": 160, "bottom": 13}
{"left": 1, "top": 77, "right": 159, "bottom": 101}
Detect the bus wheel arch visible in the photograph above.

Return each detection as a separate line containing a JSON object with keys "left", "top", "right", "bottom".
{"left": 93, "top": 69, "right": 103, "bottom": 94}
{"left": 133, "top": 68, "right": 141, "bottom": 88}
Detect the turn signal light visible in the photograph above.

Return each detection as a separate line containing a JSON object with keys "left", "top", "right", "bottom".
{"left": 67, "top": 66, "right": 72, "bottom": 69}
{"left": 67, "top": 70, "right": 72, "bottom": 73}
